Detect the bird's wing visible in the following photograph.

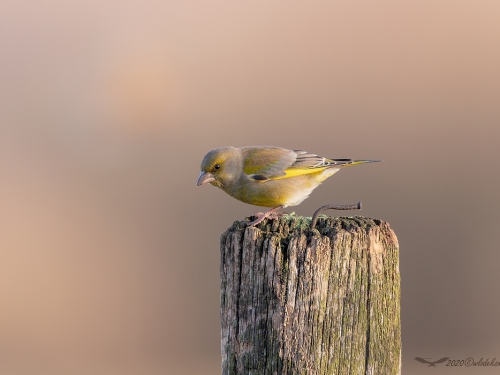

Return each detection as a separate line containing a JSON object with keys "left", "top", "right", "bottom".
{"left": 241, "top": 147, "right": 380, "bottom": 181}
{"left": 433, "top": 357, "right": 450, "bottom": 364}
{"left": 289, "top": 150, "right": 353, "bottom": 169}
{"left": 414, "top": 357, "right": 431, "bottom": 364}
{"left": 273, "top": 150, "right": 362, "bottom": 180}
{"left": 241, "top": 147, "right": 298, "bottom": 179}
{"left": 240, "top": 147, "right": 330, "bottom": 180}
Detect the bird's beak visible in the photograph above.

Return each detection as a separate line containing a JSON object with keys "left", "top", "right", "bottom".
{"left": 197, "top": 171, "right": 215, "bottom": 186}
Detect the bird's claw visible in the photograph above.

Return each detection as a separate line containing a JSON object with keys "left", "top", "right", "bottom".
{"left": 246, "top": 209, "right": 285, "bottom": 226}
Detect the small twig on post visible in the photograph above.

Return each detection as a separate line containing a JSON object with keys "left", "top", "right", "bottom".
{"left": 311, "top": 201, "right": 362, "bottom": 228}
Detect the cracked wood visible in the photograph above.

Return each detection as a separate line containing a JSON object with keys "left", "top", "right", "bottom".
{"left": 220, "top": 215, "right": 401, "bottom": 375}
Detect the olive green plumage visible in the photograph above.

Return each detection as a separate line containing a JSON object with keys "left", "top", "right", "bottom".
{"left": 197, "top": 146, "right": 381, "bottom": 210}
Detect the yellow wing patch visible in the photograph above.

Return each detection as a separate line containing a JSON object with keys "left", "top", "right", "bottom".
{"left": 269, "top": 160, "right": 379, "bottom": 180}
{"left": 269, "top": 167, "right": 329, "bottom": 180}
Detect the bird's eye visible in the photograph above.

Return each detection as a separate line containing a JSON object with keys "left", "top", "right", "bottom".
{"left": 214, "top": 164, "right": 221, "bottom": 170}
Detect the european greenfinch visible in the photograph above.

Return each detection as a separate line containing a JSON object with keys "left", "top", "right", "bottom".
{"left": 197, "top": 146, "right": 381, "bottom": 226}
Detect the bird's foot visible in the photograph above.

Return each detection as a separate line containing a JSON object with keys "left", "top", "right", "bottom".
{"left": 246, "top": 206, "right": 284, "bottom": 226}
{"left": 247, "top": 213, "right": 282, "bottom": 226}
{"left": 252, "top": 211, "right": 285, "bottom": 218}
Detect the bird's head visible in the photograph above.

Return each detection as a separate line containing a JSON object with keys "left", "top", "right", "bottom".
{"left": 197, "top": 147, "right": 242, "bottom": 189}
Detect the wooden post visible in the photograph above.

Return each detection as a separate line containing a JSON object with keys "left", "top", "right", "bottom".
{"left": 220, "top": 215, "right": 401, "bottom": 375}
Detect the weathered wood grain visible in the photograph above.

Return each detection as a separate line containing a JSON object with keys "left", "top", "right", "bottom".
{"left": 220, "top": 215, "right": 400, "bottom": 375}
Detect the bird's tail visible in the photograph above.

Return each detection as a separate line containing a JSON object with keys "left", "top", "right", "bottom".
{"left": 336, "top": 159, "right": 383, "bottom": 168}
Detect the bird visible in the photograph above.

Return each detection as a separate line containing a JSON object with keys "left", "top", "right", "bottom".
{"left": 414, "top": 357, "right": 450, "bottom": 367}
{"left": 197, "top": 146, "right": 381, "bottom": 226}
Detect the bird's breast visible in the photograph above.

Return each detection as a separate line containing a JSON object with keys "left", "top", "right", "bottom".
{"left": 223, "top": 173, "right": 330, "bottom": 208}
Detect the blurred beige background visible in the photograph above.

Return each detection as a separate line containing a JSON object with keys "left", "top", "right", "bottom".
{"left": 1, "top": 1, "right": 499, "bottom": 374}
